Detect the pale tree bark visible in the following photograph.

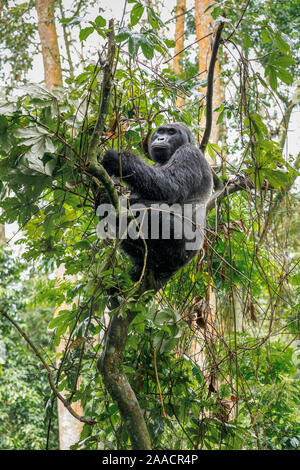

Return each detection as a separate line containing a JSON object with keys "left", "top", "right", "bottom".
{"left": 0, "top": 225, "right": 5, "bottom": 245}
{"left": 54, "top": 264, "right": 84, "bottom": 450}
{"left": 35, "top": 0, "right": 63, "bottom": 90}
{"left": 173, "top": 0, "right": 186, "bottom": 109}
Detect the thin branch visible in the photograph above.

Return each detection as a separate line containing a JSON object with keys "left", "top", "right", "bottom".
{"left": 0, "top": 308, "right": 97, "bottom": 426}
{"left": 269, "top": 152, "right": 300, "bottom": 218}
{"left": 207, "top": 173, "right": 252, "bottom": 213}
{"left": 225, "top": 0, "right": 250, "bottom": 42}
{"left": 200, "top": 23, "right": 224, "bottom": 153}
{"left": 87, "top": 19, "right": 115, "bottom": 166}
{"left": 86, "top": 19, "right": 119, "bottom": 211}
{"left": 278, "top": 81, "right": 300, "bottom": 150}
{"left": 153, "top": 347, "right": 167, "bottom": 419}
{"left": 164, "top": 32, "right": 213, "bottom": 65}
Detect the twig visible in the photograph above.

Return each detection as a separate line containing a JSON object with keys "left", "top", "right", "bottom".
{"left": 206, "top": 173, "right": 252, "bottom": 213}
{"left": 86, "top": 19, "right": 119, "bottom": 211}
{"left": 164, "top": 32, "right": 213, "bottom": 65}
{"left": 153, "top": 347, "right": 167, "bottom": 419}
{"left": 226, "top": 0, "right": 250, "bottom": 42}
{"left": 87, "top": 19, "right": 115, "bottom": 166}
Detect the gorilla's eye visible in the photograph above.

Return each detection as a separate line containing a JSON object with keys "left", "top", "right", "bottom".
{"left": 168, "top": 128, "right": 176, "bottom": 135}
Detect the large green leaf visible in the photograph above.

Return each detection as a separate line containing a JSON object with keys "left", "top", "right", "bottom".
{"left": 79, "top": 26, "right": 94, "bottom": 41}
{"left": 130, "top": 3, "right": 144, "bottom": 27}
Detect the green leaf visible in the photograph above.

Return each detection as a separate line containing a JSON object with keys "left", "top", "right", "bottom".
{"left": 115, "top": 27, "right": 131, "bottom": 43}
{"left": 140, "top": 39, "right": 154, "bottom": 60}
{"left": 164, "top": 39, "right": 176, "bottom": 48}
{"left": 128, "top": 35, "right": 140, "bottom": 59}
{"left": 48, "top": 310, "right": 70, "bottom": 329}
{"left": 95, "top": 15, "right": 106, "bottom": 28}
{"left": 0, "top": 116, "right": 8, "bottom": 135}
{"left": 244, "top": 33, "right": 252, "bottom": 48}
{"left": 211, "top": 6, "right": 221, "bottom": 19}
{"left": 0, "top": 102, "right": 17, "bottom": 114}
{"left": 20, "top": 83, "right": 56, "bottom": 100}
{"left": 148, "top": 8, "right": 161, "bottom": 30}
{"left": 169, "top": 324, "right": 182, "bottom": 339}
{"left": 261, "top": 28, "right": 271, "bottom": 44}
{"left": 276, "top": 67, "right": 293, "bottom": 85}
{"left": 160, "top": 338, "right": 178, "bottom": 353}
{"left": 206, "top": 142, "right": 215, "bottom": 160}
{"left": 210, "top": 143, "right": 222, "bottom": 152}
{"left": 130, "top": 3, "right": 144, "bottom": 27}
{"left": 79, "top": 27, "right": 94, "bottom": 41}
{"left": 256, "top": 73, "right": 268, "bottom": 88}
{"left": 263, "top": 169, "right": 291, "bottom": 188}
{"left": 273, "top": 56, "right": 295, "bottom": 68}
{"left": 216, "top": 109, "right": 224, "bottom": 125}
{"left": 269, "top": 66, "right": 278, "bottom": 91}
{"left": 75, "top": 71, "right": 91, "bottom": 84}
{"left": 275, "top": 33, "right": 291, "bottom": 54}
{"left": 155, "top": 308, "right": 174, "bottom": 324}
{"left": 16, "top": 125, "right": 50, "bottom": 139}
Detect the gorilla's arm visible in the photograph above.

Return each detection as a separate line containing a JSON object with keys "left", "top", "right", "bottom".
{"left": 102, "top": 145, "right": 211, "bottom": 203}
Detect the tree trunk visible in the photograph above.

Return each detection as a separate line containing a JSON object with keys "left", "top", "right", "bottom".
{"left": 35, "top": 0, "right": 63, "bottom": 90}
{"left": 174, "top": 0, "right": 186, "bottom": 109}
{"left": 97, "top": 311, "right": 152, "bottom": 449}
{"left": 0, "top": 225, "right": 5, "bottom": 245}
{"left": 54, "top": 264, "right": 84, "bottom": 450}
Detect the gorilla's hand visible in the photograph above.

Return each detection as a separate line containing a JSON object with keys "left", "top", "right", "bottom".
{"left": 102, "top": 149, "right": 120, "bottom": 176}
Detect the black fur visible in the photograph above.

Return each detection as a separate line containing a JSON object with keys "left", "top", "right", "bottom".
{"left": 101, "top": 122, "right": 213, "bottom": 289}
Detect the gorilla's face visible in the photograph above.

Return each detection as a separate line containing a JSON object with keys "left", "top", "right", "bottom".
{"left": 149, "top": 123, "right": 193, "bottom": 164}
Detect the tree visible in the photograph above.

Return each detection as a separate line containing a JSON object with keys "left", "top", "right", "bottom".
{"left": 35, "top": 0, "right": 62, "bottom": 90}
{"left": 0, "top": 0, "right": 299, "bottom": 450}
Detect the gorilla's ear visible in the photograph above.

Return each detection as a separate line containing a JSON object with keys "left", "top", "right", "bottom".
{"left": 185, "top": 128, "right": 195, "bottom": 144}
{"left": 173, "top": 122, "right": 195, "bottom": 145}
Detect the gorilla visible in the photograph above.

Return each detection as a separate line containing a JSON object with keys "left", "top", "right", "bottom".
{"left": 101, "top": 122, "right": 213, "bottom": 290}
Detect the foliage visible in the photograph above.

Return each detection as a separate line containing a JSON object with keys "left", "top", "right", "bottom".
{"left": 0, "top": 0, "right": 38, "bottom": 87}
{"left": 0, "top": 247, "right": 59, "bottom": 449}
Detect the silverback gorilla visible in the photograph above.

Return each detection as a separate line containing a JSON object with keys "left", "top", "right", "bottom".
{"left": 101, "top": 122, "right": 213, "bottom": 290}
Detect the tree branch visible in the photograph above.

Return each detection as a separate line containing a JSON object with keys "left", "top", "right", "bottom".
{"left": 87, "top": 19, "right": 115, "bottom": 166}
{"left": 0, "top": 308, "right": 96, "bottom": 426}
{"left": 278, "top": 80, "right": 300, "bottom": 151}
{"left": 200, "top": 22, "right": 224, "bottom": 153}
{"left": 207, "top": 173, "right": 252, "bottom": 213}
{"left": 97, "top": 305, "right": 152, "bottom": 450}
{"left": 86, "top": 19, "right": 119, "bottom": 211}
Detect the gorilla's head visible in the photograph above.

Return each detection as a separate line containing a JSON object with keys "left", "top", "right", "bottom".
{"left": 149, "top": 122, "right": 195, "bottom": 164}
